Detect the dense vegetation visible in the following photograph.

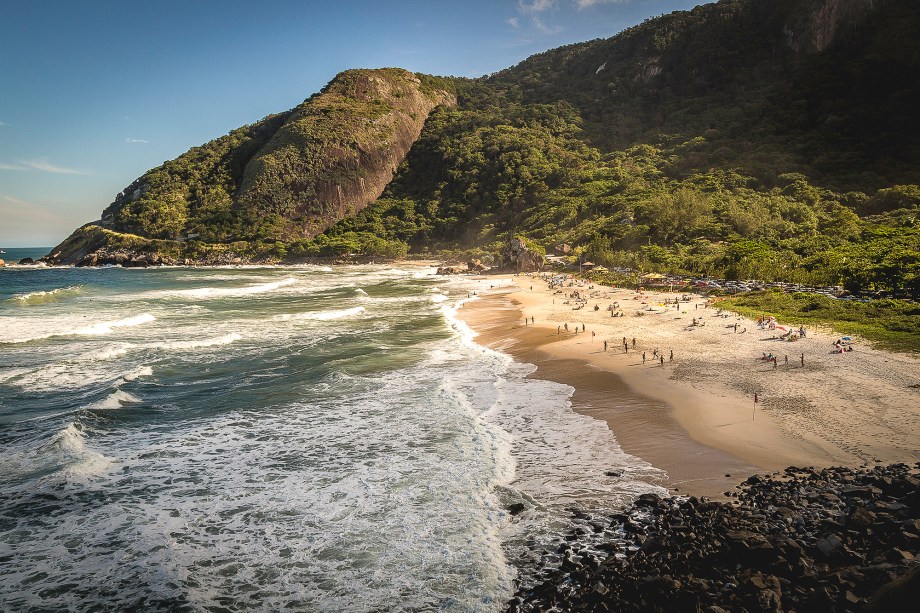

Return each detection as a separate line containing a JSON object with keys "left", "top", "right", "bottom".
{"left": 101, "top": 69, "right": 453, "bottom": 244}
{"left": 719, "top": 290, "right": 920, "bottom": 352}
{"left": 322, "top": 0, "right": 920, "bottom": 296}
{"left": 56, "top": 0, "right": 920, "bottom": 297}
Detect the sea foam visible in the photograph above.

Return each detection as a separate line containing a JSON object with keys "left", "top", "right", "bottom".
{"left": 152, "top": 332, "right": 243, "bottom": 350}
{"left": 274, "top": 306, "right": 366, "bottom": 321}
{"left": 74, "top": 313, "right": 156, "bottom": 336}
{"left": 166, "top": 277, "right": 297, "bottom": 299}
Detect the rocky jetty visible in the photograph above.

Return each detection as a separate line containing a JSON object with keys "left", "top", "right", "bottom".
{"left": 510, "top": 464, "right": 920, "bottom": 612}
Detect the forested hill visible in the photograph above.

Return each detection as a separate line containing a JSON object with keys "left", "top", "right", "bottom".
{"left": 48, "top": 0, "right": 919, "bottom": 295}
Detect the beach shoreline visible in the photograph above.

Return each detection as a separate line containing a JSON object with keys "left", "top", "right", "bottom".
{"left": 456, "top": 273, "right": 920, "bottom": 499}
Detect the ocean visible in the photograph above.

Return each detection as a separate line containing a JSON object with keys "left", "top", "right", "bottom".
{"left": 0, "top": 256, "right": 664, "bottom": 611}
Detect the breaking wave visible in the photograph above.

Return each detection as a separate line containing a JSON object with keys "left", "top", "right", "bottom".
{"left": 274, "top": 306, "right": 366, "bottom": 321}
{"left": 10, "top": 285, "right": 83, "bottom": 305}
{"left": 74, "top": 313, "right": 156, "bottom": 336}
{"left": 164, "top": 277, "right": 297, "bottom": 299}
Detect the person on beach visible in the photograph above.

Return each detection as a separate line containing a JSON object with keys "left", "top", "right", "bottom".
{"left": 564, "top": 323, "right": 568, "bottom": 332}
{"left": 773, "top": 357, "right": 778, "bottom": 370}
{"left": 582, "top": 323, "right": 586, "bottom": 332}
{"left": 801, "top": 353, "right": 805, "bottom": 367}
{"left": 660, "top": 356, "right": 665, "bottom": 366}
{"left": 632, "top": 337, "right": 636, "bottom": 348}
{"left": 642, "top": 352, "right": 646, "bottom": 364}
{"left": 557, "top": 326, "right": 561, "bottom": 335}
{"left": 669, "top": 349, "right": 673, "bottom": 362}
{"left": 784, "top": 355, "right": 788, "bottom": 365}
{"left": 604, "top": 340, "right": 608, "bottom": 351}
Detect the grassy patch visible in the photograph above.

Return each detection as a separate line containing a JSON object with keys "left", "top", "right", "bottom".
{"left": 719, "top": 291, "right": 920, "bottom": 353}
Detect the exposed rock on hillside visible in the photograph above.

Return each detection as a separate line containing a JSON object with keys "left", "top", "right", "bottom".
{"left": 237, "top": 69, "right": 455, "bottom": 239}
{"left": 500, "top": 237, "right": 545, "bottom": 272}
{"left": 49, "top": 69, "right": 454, "bottom": 263}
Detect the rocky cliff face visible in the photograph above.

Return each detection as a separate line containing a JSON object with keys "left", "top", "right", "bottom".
{"left": 48, "top": 69, "right": 454, "bottom": 263}
{"left": 237, "top": 69, "right": 456, "bottom": 239}
{"left": 499, "top": 237, "right": 545, "bottom": 272}
{"left": 785, "top": 0, "right": 878, "bottom": 53}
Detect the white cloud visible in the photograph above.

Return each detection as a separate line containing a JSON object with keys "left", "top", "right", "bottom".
{"left": 575, "top": 0, "right": 625, "bottom": 7}
{"left": 126, "top": 137, "right": 149, "bottom": 144}
{"left": 515, "top": 0, "right": 563, "bottom": 34}
{"left": 507, "top": 16, "right": 520, "bottom": 27}
{"left": 0, "top": 162, "right": 26, "bottom": 171}
{"left": 20, "top": 159, "right": 89, "bottom": 175}
{"left": 518, "top": 0, "right": 556, "bottom": 12}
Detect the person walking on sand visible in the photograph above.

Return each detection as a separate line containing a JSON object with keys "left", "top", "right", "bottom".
{"left": 784, "top": 355, "right": 788, "bottom": 365}
{"left": 801, "top": 352, "right": 805, "bottom": 367}
{"left": 642, "top": 352, "right": 646, "bottom": 364}
{"left": 604, "top": 340, "right": 608, "bottom": 351}
{"left": 557, "top": 325, "right": 561, "bottom": 335}
{"left": 564, "top": 323, "right": 568, "bottom": 332}
{"left": 773, "top": 357, "right": 778, "bottom": 370}
{"left": 669, "top": 349, "right": 673, "bottom": 362}
{"left": 660, "top": 356, "right": 665, "bottom": 366}
{"left": 582, "top": 323, "right": 586, "bottom": 332}
{"left": 632, "top": 337, "right": 636, "bottom": 348}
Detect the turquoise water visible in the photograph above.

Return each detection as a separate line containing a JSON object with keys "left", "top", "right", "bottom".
{"left": 0, "top": 247, "right": 49, "bottom": 264}
{"left": 0, "top": 263, "right": 663, "bottom": 611}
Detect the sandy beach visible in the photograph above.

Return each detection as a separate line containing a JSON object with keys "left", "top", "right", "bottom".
{"left": 457, "top": 273, "right": 920, "bottom": 498}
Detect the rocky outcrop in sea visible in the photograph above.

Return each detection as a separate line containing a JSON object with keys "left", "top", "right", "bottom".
{"left": 510, "top": 464, "right": 920, "bottom": 612}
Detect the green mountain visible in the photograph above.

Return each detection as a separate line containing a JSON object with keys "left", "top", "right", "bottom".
{"left": 48, "top": 0, "right": 920, "bottom": 295}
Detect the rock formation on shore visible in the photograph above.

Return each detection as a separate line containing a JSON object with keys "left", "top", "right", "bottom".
{"left": 510, "top": 464, "right": 920, "bottom": 612}
{"left": 500, "top": 237, "right": 545, "bottom": 273}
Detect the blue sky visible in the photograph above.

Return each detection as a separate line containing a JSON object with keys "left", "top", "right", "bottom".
{"left": 0, "top": 0, "right": 701, "bottom": 247}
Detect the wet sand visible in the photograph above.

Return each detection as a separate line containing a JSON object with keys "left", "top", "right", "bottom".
{"left": 456, "top": 275, "right": 920, "bottom": 499}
